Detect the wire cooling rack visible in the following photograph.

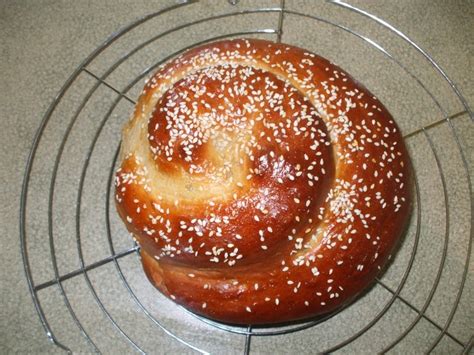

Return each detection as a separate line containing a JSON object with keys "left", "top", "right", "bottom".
{"left": 20, "top": 0, "right": 472, "bottom": 353}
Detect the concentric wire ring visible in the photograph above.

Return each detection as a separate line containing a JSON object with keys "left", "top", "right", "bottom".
{"left": 20, "top": 1, "right": 472, "bottom": 353}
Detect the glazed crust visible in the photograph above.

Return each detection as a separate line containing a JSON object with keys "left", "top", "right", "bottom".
{"left": 115, "top": 39, "right": 411, "bottom": 324}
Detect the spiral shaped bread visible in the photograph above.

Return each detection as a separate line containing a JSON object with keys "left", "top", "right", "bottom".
{"left": 115, "top": 39, "right": 411, "bottom": 324}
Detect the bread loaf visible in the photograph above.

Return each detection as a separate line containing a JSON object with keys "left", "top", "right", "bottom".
{"left": 115, "top": 39, "right": 411, "bottom": 324}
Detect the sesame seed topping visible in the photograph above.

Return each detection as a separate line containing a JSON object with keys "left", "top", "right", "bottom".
{"left": 117, "top": 39, "right": 410, "bottom": 322}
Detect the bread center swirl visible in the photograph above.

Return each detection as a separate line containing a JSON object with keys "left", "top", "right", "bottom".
{"left": 118, "top": 63, "right": 334, "bottom": 267}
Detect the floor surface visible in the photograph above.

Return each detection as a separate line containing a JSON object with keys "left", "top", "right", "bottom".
{"left": 1, "top": 0, "right": 472, "bottom": 353}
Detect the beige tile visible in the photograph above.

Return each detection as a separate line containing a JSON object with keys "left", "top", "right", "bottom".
{"left": 378, "top": 116, "right": 472, "bottom": 346}
{"left": 250, "top": 285, "right": 394, "bottom": 353}
{"left": 2, "top": 0, "right": 471, "bottom": 353}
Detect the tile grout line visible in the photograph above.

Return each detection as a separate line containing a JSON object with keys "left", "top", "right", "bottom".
{"left": 375, "top": 279, "right": 465, "bottom": 347}
{"left": 403, "top": 111, "right": 467, "bottom": 139}
{"left": 462, "top": 336, "right": 473, "bottom": 354}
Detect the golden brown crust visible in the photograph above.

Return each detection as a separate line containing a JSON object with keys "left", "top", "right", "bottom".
{"left": 115, "top": 38, "right": 411, "bottom": 324}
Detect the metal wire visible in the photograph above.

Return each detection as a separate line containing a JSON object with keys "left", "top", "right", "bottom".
{"left": 20, "top": 0, "right": 472, "bottom": 353}
{"left": 286, "top": 7, "right": 469, "bottom": 353}
{"left": 105, "top": 147, "right": 210, "bottom": 355}
{"left": 329, "top": 3, "right": 472, "bottom": 352}
{"left": 381, "top": 129, "right": 450, "bottom": 352}
{"left": 91, "top": 29, "right": 281, "bottom": 354}
{"left": 20, "top": 2, "right": 196, "bottom": 350}
{"left": 276, "top": 0, "right": 285, "bottom": 43}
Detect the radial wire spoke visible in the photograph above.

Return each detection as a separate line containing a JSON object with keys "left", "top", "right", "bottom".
{"left": 244, "top": 326, "right": 252, "bottom": 355}
{"left": 34, "top": 246, "right": 139, "bottom": 292}
{"left": 403, "top": 111, "right": 467, "bottom": 140}
{"left": 375, "top": 279, "right": 465, "bottom": 347}
{"left": 276, "top": 0, "right": 285, "bottom": 43}
{"left": 82, "top": 69, "right": 136, "bottom": 104}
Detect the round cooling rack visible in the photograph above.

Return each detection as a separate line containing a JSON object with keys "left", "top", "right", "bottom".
{"left": 20, "top": 0, "right": 473, "bottom": 353}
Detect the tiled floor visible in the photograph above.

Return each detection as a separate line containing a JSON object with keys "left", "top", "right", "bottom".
{"left": 1, "top": 0, "right": 472, "bottom": 353}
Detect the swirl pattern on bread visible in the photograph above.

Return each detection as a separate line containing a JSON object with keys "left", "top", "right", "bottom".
{"left": 115, "top": 39, "right": 411, "bottom": 324}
